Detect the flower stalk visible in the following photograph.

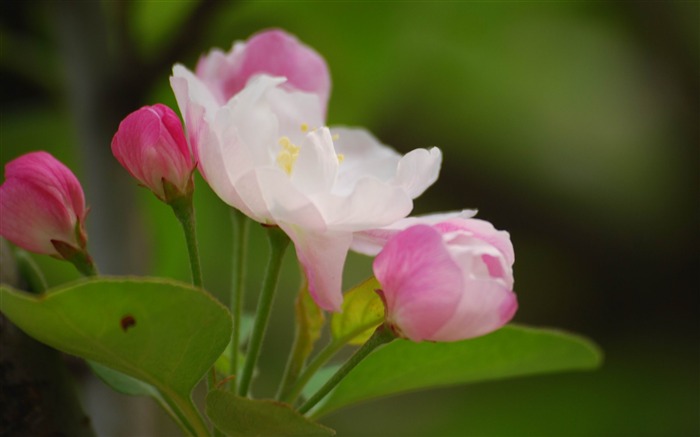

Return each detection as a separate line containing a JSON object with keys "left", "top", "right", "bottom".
{"left": 169, "top": 193, "right": 203, "bottom": 288}
{"left": 229, "top": 208, "right": 249, "bottom": 384}
{"left": 237, "top": 225, "right": 289, "bottom": 396}
{"left": 297, "top": 325, "right": 396, "bottom": 415}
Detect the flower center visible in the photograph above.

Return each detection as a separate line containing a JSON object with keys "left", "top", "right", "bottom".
{"left": 276, "top": 136, "right": 300, "bottom": 175}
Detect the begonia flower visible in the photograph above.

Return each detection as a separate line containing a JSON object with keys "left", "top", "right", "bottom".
{"left": 371, "top": 216, "right": 517, "bottom": 342}
{"left": 170, "top": 69, "right": 441, "bottom": 311}
{"left": 0, "top": 151, "right": 89, "bottom": 258}
{"left": 111, "top": 104, "right": 194, "bottom": 202}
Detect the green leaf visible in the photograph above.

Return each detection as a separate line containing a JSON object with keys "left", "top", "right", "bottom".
{"left": 88, "top": 361, "right": 193, "bottom": 431}
{"left": 0, "top": 277, "right": 232, "bottom": 436}
{"left": 310, "top": 325, "right": 602, "bottom": 418}
{"left": 206, "top": 390, "right": 335, "bottom": 437}
{"left": 331, "top": 277, "right": 384, "bottom": 345}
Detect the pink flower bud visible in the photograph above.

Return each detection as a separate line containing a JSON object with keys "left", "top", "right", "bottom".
{"left": 373, "top": 220, "right": 518, "bottom": 342}
{"left": 111, "top": 104, "right": 194, "bottom": 202}
{"left": 0, "top": 151, "right": 88, "bottom": 257}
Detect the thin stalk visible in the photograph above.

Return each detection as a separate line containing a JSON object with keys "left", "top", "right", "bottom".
{"left": 229, "top": 209, "right": 249, "bottom": 384}
{"left": 169, "top": 195, "right": 219, "bottom": 436}
{"left": 171, "top": 195, "right": 203, "bottom": 288}
{"left": 282, "top": 319, "right": 385, "bottom": 404}
{"left": 297, "top": 326, "right": 395, "bottom": 415}
{"left": 165, "top": 391, "right": 211, "bottom": 437}
{"left": 237, "top": 226, "right": 289, "bottom": 396}
{"left": 280, "top": 339, "right": 345, "bottom": 404}
{"left": 275, "top": 282, "right": 318, "bottom": 401}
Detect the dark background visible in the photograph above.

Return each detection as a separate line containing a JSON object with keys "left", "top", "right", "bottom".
{"left": 1, "top": 1, "right": 698, "bottom": 435}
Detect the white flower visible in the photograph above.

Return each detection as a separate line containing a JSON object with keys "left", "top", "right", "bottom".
{"left": 171, "top": 70, "right": 441, "bottom": 311}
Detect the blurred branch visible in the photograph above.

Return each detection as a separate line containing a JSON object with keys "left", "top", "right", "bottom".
{"left": 52, "top": 1, "right": 141, "bottom": 274}
{"left": 0, "top": 26, "right": 59, "bottom": 96}
{"left": 0, "top": 240, "right": 95, "bottom": 437}
{"left": 146, "top": 0, "right": 226, "bottom": 80}
{"left": 114, "top": 0, "right": 228, "bottom": 102}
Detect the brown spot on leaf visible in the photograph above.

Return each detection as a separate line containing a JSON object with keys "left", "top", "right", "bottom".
{"left": 120, "top": 315, "right": 136, "bottom": 332}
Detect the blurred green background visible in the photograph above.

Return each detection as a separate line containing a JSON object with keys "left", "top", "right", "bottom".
{"left": 1, "top": 1, "right": 698, "bottom": 436}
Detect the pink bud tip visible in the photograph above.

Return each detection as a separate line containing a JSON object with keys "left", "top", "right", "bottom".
{"left": 111, "top": 104, "right": 194, "bottom": 202}
{"left": 0, "top": 151, "right": 88, "bottom": 257}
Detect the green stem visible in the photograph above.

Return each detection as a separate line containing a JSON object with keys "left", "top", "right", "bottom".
{"left": 282, "top": 319, "right": 384, "bottom": 404}
{"left": 229, "top": 209, "right": 249, "bottom": 385}
{"left": 281, "top": 338, "right": 345, "bottom": 404}
{"left": 237, "top": 226, "right": 289, "bottom": 396}
{"left": 166, "top": 392, "right": 211, "bottom": 437}
{"left": 297, "top": 326, "right": 395, "bottom": 415}
{"left": 171, "top": 195, "right": 203, "bottom": 288}
{"left": 169, "top": 194, "right": 218, "bottom": 436}
{"left": 275, "top": 283, "right": 318, "bottom": 401}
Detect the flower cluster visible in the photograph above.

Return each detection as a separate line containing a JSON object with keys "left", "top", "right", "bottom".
{"left": 1, "top": 29, "right": 516, "bottom": 344}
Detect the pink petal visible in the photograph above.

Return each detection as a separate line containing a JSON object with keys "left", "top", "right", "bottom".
{"left": 6, "top": 151, "right": 86, "bottom": 221}
{"left": 435, "top": 218, "right": 514, "bottom": 267}
{"left": 431, "top": 279, "right": 517, "bottom": 341}
{"left": 111, "top": 104, "right": 193, "bottom": 199}
{"left": 1, "top": 152, "right": 86, "bottom": 255}
{"left": 197, "top": 29, "right": 331, "bottom": 113}
{"left": 373, "top": 225, "right": 464, "bottom": 341}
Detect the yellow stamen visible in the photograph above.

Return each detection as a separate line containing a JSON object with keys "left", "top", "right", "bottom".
{"left": 337, "top": 153, "right": 345, "bottom": 163}
{"left": 276, "top": 136, "right": 300, "bottom": 175}
{"left": 300, "top": 123, "right": 309, "bottom": 132}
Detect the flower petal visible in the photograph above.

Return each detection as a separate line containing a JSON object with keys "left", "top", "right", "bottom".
{"left": 0, "top": 179, "right": 74, "bottom": 254}
{"left": 199, "top": 29, "right": 331, "bottom": 113}
{"left": 392, "top": 147, "right": 442, "bottom": 198}
{"left": 351, "top": 209, "right": 478, "bottom": 256}
{"left": 315, "top": 177, "right": 413, "bottom": 231}
{"left": 328, "top": 127, "right": 403, "bottom": 194}
{"left": 435, "top": 218, "right": 514, "bottom": 268}
{"left": 279, "top": 224, "right": 352, "bottom": 312}
{"left": 431, "top": 278, "right": 517, "bottom": 341}
{"left": 6, "top": 151, "right": 86, "bottom": 221}
{"left": 291, "top": 128, "right": 339, "bottom": 195}
{"left": 373, "top": 225, "right": 464, "bottom": 341}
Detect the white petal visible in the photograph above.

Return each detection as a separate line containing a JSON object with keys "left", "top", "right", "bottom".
{"left": 251, "top": 167, "right": 327, "bottom": 231}
{"left": 351, "top": 209, "right": 478, "bottom": 256}
{"left": 327, "top": 127, "right": 401, "bottom": 194}
{"left": 315, "top": 176, "right": 413, "bottom": 231}
{"left": 171, "top": 64, "right": 220, "bottom": 118}
{"left": 392, "top": 147, "right": 442, "bottom": 198}
{"left": 291, "top": 128, "right": 338, "bottom": 195}
{"left": 267, "top": 86, "right": 324, "bottom": 145}
{"left": 278, "top": 224, "right": 353, "bottom": 312}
